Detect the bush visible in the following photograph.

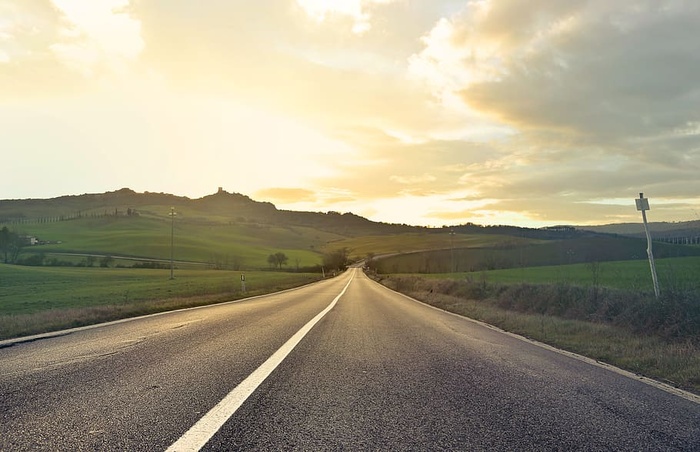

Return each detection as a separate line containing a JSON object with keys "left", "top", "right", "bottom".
{"left": 17, "top": 253, "right": 46, "bottom": 266}
{"left": 131, "top": 261, "right": 168, "bottom": 269}
{"left": 379, "top": 275, "right": 700, "bottom": 344}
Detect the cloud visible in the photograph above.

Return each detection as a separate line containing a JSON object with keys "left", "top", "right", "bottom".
{"left": 255, "top": 187, "right": 318, "bottom": 204}
{"left": 444, "top": 1, "right": 700, "bottom": 147}
{"left": 400, "top": 0, "right": 700, "bottom": 224}
{"left": 3, "top": 0, "right": 699, "bottom": 227}
{"left": 0, "top": 0, "right": 144, "bottom": 99}
{"left": 390, "top": 174, "right": 436, "bottom": 184}
{"left": 48, "top": 0, "right": 144, "bottom": 76}
{"left": 296, "top": 0, "right": 400, "bottom": 34}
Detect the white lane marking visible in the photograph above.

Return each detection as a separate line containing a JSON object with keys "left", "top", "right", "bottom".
{"left": 166, "top": 272, "right": 354, "bottom": 452}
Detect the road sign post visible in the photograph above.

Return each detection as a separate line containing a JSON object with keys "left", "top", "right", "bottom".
{"left": 169, "top": 207, "right": 176, "bottom": 280}
{"left": 636, "top": 193, "right": 660, "bottom": 298}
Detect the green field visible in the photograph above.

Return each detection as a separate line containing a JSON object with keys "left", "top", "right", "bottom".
{"left": 0, "top": 264, "right": 320, "bottom": 315}
{"left": 331, "top": 232, "right": 534, "bottom": 258}
{"left": 427, "top": 256, "right": 700, "bottom": 293}
{"left": 11, "top": 215, "right": 340, "bottom": 269}
{"left": 0, "top": 264, "right": 322, "bottom": 339}
{"left": 373, "top": 235, "right": 700, "bottom": 274}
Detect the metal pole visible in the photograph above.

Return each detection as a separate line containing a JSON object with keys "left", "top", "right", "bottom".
{"left": 636, "top": 193, "right": 660, "bottom": 298}
{"left": 170, "top": 207, "right": 175, "bottom": 280}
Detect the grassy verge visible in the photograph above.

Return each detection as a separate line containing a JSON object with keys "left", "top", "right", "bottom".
{"left": 0, "top": 264, "right": 322, "bottom": 340}
{"left": 375, "top": 274, "right": 700, "bottom": 395}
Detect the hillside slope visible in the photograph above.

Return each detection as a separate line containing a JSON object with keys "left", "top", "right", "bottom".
{"left": 0, "top": 188, "right": 417, "bottom": 237}
{"left": 580, "top": 220, "right": 700, "bottom": 239}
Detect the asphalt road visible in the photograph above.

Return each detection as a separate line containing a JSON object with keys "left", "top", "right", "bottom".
{"left": 1, "top": 268, "right": 698, "bottom": 451}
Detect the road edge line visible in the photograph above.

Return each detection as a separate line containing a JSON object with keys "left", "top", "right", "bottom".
{"left": 365, "top": 273, "right": 700, "bottom": 405}
{"left": 0, "top": 276, "right": 334, "bottom": 349}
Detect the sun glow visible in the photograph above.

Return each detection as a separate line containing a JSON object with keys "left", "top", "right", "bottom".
{"left": 162, "top": 99, "right": 357, "bottom": 197}
{"left": 4, "top": 1, "right": 700, "bottom": 227}
{"left": 296, "top": 0, "right": 395, "bottom": 33}
{"left": 49, "top": 0, "right": 143, "bottom": 75}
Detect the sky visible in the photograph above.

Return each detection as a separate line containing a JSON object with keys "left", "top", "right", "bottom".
{"left": 1, "top": 0, "right": 700, "bottom": 227}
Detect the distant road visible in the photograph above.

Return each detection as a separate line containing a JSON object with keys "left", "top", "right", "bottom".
{"left": 1, "top": 269, "right": 698, "bottom": 450}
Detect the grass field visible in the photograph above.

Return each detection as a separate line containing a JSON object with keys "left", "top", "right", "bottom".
{"left": 11, "top": 215, "right": 338, "bottom": 269}
{"left": 427, "top": 256, "right": 700, "bottom": 293}
{"left": 329, "top": 232, "right": 533, "bottom": 258}
{"left": 0, "top": 264, "right": 322, "bottom": 339}
{"left": 374, "top": 235, "right": 700, "bottom": 275}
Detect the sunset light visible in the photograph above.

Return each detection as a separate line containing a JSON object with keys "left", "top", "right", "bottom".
{"left": 2, "top": 0, "right": 699, "bottom": 227}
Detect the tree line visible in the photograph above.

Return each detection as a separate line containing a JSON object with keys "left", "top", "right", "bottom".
{"left": 0, "top": 208, "right": 139, "bottom": 225}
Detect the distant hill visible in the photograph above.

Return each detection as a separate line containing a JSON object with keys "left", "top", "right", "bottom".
{"left": 7, "top": 188, "right": 692, "bottom": 244}
{"left": 0, "top": 188, "right": 419, "bottom": 237}
{"left": 3, "top": 189, "right": 698, "bottom": 270}
{"left": 580, "top": 220, "right": 700, "bottom": 241}
{"left": 0, "top": 188, "right": 596, "bottom": 240}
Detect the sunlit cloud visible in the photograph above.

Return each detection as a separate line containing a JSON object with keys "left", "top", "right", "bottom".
{"left": 297, "top": 0, "right": 398, "bottom": 34}
{"left": 390, "top": 174, "right": 437, "bottom": 185}
{"left": 49, "top": 0, "right": 143, "bottom": 76}
{"left": 256, "top": 188, "right": 318, "bottom": 204}
{"left": 2, "top": 0, "right": 699, "bottom": 227}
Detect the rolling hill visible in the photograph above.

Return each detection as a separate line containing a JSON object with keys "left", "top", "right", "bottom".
{"left": 2, "top": 188, "right": 698, "bottom": 271}
{"left": 580, "top": 220, "right": 700, "bottom": 240}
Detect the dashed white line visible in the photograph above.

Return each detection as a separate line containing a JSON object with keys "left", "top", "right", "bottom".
{"left": 166, "top": 273, "right": 354, "bottom": 452}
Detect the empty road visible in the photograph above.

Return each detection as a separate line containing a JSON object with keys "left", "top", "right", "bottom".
{"left": 1, "top": 268, "right": 698, "bottom": 450}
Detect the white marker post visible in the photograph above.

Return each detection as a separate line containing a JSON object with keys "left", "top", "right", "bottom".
{"left": 636, "top": 193, "right": 660, "bottom": 298}
{"left": 169, "top": 207, "right": 176, "bottom": 280}
{"left": 241, "top": 273, "right": 246, "bottom": 293}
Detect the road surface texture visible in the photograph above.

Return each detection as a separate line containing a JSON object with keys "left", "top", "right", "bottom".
{"left": 1, "top": 268, "right": 698, "bottom": 451}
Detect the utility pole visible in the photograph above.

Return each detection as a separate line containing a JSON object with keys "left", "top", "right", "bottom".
{"left": 636, "top": 193, "right": 660, "bottom": 298}
{"left": 169, "top": 207, "right": 176, "bottom": 280}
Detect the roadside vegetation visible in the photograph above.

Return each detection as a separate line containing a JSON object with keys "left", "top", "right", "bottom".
{"left": 0, "top": 264, "right": 323, "bottom": 340}
{"left": 3, "top": 188, "right": 699, "bottom": 395}
{"left": 370, "top": 256, "right": 700, "bottom": 394}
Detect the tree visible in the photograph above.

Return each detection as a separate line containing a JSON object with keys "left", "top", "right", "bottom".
{"left": 267, "top": 252, "right": 289, "bottom": 269}
{"left": 0, "top": 226, "right": 10, "bottom": 263}
{"left": 322, "top": 247, "right": 350, "bottom": 271}
{"left": 0, "top": 227, "right": 23, "bottom": 264}
{"left": 274, "top": 252, "right": 288, "bottom": 269}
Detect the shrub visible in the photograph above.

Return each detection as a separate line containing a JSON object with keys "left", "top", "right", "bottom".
{"left": 379, "top": 275, "right": 699, "bottom": 344}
